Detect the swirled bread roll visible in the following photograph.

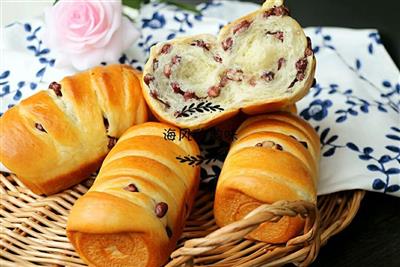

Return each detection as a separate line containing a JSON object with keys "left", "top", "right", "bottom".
{"left": 142, "top": 0, "right": 315, "bottom": 130}
{"left": 0, "top": 64, "right": 148, "bottom": 195}
{"left": 67, "top": 122, "right": 200, "bottom": 267}
{"left": 214, "top": 112, "right": 320, "bottom": 243}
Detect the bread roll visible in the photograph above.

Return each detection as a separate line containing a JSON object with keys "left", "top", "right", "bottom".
{"left": 67, "top": 122, "right": 200, "bottom": 267}
{"left": 0, "top": 64, "right": 148, "bottom": 195}
{"left": 142, "top": 0, "right": 315, "bottom": 130}
{"left": 214, "top": 112, "right": 320, "bottom": 243}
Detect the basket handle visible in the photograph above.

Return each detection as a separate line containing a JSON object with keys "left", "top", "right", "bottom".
{"left": 167, "top": 200, "right": 320, "bottom": 267}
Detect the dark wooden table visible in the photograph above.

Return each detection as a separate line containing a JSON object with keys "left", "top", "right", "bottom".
{"left": 184, "top": 1, "right": 400, "bottom": 266}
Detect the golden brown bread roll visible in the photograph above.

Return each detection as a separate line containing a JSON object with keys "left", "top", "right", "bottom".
{"left": 142, "top": 0, "right": 315, "bottom": 130}
{"left": 0, "top": 64, "right": 148, "bottom": 195}
{"left": 67, "top": 122, "right": 200, "bottom": 267}
{"left": 214, "top": 112, "right": 320, "bottom": 243}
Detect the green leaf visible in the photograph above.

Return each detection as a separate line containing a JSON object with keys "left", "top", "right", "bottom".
{"left": 122, "top": 0, "right": 144, "bottom": 10}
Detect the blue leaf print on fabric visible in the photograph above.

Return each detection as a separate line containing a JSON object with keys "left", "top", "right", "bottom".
{"left": 117, "top": 54, "right": 143, "bottom": 71}
{"left": 367, "top": 31, "right": 382, "bottom": 54}
{"left": 386, "top": 145, "right": 400, "bottom": 153}
{"left": 167, "top": 33, "right": 176, "bottom": 40}
{"left": 142, "top": 12, "right": 166, "bottom": 29}
{"left": 138, "top": 34, "right": 157, "bottom": 54}
{"left": 0, "top": 85, "right": 10, "bottom": 97}
{"left": 344, "top": 127, "right": 400, "bottom": 194}
{"left": 27, "top": 45, "right": 37, "bottom": 53}
{"left": 38, "top": 48, "right": 50, "bottom": 56}
{"left": 0, "top": 22, "right": 56, "bottom": 107}
{"left": 368, "top": 43, "right": 373, "bottom": 54}
{"left": 372, "top": 179, "right": 386, "bottom": 190}
{"left": 13, "top": 90, "right": 22, "bottom": 101}
{"left": 346, "top": 142, "right": 359, "bottom": 151}
{"left": 313, "top": 28, "right": 397, "bottom": 113}
{"left": 300, "top": 99, "right": 332, "bottom": 121}
{"left": 24, "top": 23, "right": 31, "bottom": 32}
{"left": 194, "top": 14, "right": 203, "bottom": 21}
{"left": 36, "top": 67, "right": 46, "bottom": 78}
{"left": 382, "top": 80, "right": 391, "bottom": 87}
{"left": 387, "top": 185, "right": 400, "bottom": 193}
{"left": 355, "top": 59, "right": 361, "bottom": 70}
{"left": 30, "top": 82, "right": 37, "bottom": 90}
{"left": 307, "top": 82, "right": 396, "bottom": 123}
{"left": 314, "top": 127, "right": 344, "bottom": 157}
{"left": 17, "top": 81, "right": 25, "bottom": 88}
{"left": 0, "top": 71, "right": 10, "bottom": 79}
{"left": 386, "top": 134, "right": 400, "bottom": 141}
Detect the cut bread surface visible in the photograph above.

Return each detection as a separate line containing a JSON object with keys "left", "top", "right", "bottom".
{"left": 142, "top": 0, "right": 315, "bottom": 130}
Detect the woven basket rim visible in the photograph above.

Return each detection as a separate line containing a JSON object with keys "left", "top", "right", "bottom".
{"left": 0, "top": 173, "right": 365, "bottom": 267}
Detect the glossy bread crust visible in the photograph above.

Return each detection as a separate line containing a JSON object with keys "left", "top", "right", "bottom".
{"left": 214, "top": 112, "right": 320, "bottom": 243}
{"left": 67, "top": 122, "right": 200, "bottom": 267}
{"left": 0, "top": 64, "right": 148, "bottom": 195}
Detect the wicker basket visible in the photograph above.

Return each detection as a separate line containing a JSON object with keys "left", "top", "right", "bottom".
{"left": 0, "top": 173, "right": 364, "bottom": 267}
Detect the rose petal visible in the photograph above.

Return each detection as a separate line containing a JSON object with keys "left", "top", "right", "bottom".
{"left": 69, "top": 48, "right": 105, "bottom": 70}
{"left": 43, "top": 0, "right": 138, "bottom": 70}
{"left": 102, "top": 17, "right": 140, "bottom": 62}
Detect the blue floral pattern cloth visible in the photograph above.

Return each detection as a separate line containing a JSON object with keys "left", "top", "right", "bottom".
{"left": 0, "top": 1, "right": 399, "bottom": 196}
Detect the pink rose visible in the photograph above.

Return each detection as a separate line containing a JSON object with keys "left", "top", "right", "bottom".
{"left": 43, "top": 0, "right": 140, "bottom": 70}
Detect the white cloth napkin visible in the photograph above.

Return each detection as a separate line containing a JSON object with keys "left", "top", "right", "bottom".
{"left": 0, "top": 0, "right": 399, "bottom": 196}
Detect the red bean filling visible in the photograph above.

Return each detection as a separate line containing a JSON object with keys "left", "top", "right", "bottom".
{"left": 170, "top": 82, "right": 201, "bottom": 101}
{"left": 35, "top": 123, "right": 47, "bottom": 133}
{"left": 171, "top": 82, "right": 183, "bottom": 94}
{"left": 155, "top": 202, "right": 168, "bottom": 218}
{"left": 275, "top": 144, "right": 283, "bottom": 151}
{"left": 226, "top": 69, "right": 244, "bottom": 82}
{"left": 163, "top": 64, "right": 172, "bottom": 78}
{"left": 144, "top": 74, "right": 154, "bottom": 86}
{"left": 160, "top": 44, "right": 172, "bottom": 55}
{"left": 266, "top": 31, "right": 284, "bottom": 42}
{"left": 103, "top": 117, "right": 109, "bottom": 131}
{"left": 183, "top": 91, "right": 198, "bottom": 101}
{"left": 261, "top": 71, "right": 275, "bottom": 82}
{"left": 213, "top": 55, "right": 223, "bottom": 63}
{"left": 305, "top": 37, "right": 313, "bottom": 56}
{"left": 278, "top": 58, "right": 286, "bottom": 70}
{"left": 288, "top": 37, "right": 314, "bottom": 88}
{"left": 49, "top": 81, "right": 62, "bottom": 97}
{"left": 288, "top": 78, "right": 298, "bottom": 89}
{"left": 219, "top": 75, "right": 229, "bottom": 88}
{"left": 208, "top": 85, "right": 221, "bottom": 97}
{"left": 150, "top": 90, "right": 170, "bottom": 108}
{"left": 264, "top": 6, "right": 290, "bottom": 18}
{"left": 124, "top": 183, "right": 138, "bottom": 192}
{"left": 107, "top": 136, "right": 117, "bottom": 149}
{"left": 300, "top": 141, "right": 308, "bottom": 149}
{"left": 222, "top": 37, "right": 233, "bottom": 51}
{"left": 171, "top": 55, "right": 182, "bottom": 65}
{"left": 233, "top": 20, "right": 252, "bottom": 35}
{"left": 290, "top": 135, "right": 308, "bottom": 149}
{"left": 191, "top": 39, "right": 211, "bottom": 51}
{"left": 152, "top": 58, "right": 159, "bottom": 71}
{"left": 296, "top": 58, "right": 308, "bottom": 74}
{"left": 248, "top": 76, "right": 257, "bottom": 87}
